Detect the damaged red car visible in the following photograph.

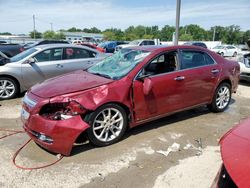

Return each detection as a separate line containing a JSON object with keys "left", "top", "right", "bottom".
{"left": 211, "top": 118, "right": 250, "bottom": 188}
{"left": 21, "top": 45, "right": 240, "bottom": 155}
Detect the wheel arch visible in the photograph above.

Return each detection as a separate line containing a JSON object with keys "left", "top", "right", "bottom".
{"left": 75, "top": 101, "right": 131, "bottom": 143}
{"left": 218, "top": 79, "right": 232, "bottom": 89}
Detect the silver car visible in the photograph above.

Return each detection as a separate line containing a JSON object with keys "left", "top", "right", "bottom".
{"left": 0, "top": 44, "right": 108, "bottom": 100}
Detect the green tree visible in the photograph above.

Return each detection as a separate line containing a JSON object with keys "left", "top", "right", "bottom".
{"left": 29, "top": 30, "right": 42, "bottom": 39}
{"left": 243, "top": 30, "right": 250, "bottom": 43}
{"left": 0, "top": 32, "right": 12, "bottom": 35}
{"left": 160, "top": 25, "right": 175, "bottom": 41}
{"left": 67, "top": 27, "right": 82, "bottom": 32}
{"left": 179, "top": 34, "right": 193, "bottom": 41}
{"left": 43, "top": 31, "right": 65, "bottom": 39}
{"left": 183, "top": 24, "right": 207, "bottom": 41}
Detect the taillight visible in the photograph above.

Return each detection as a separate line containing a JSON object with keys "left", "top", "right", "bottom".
{"left": 20, "top": 47, "right": 24, "bottom": 52}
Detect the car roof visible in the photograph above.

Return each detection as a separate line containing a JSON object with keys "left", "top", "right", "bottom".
{"left": 34, "top": 44, "right": 93, "bottom": 49}
{"left": 34, "top": 44, "right": 99, "bottom": 53}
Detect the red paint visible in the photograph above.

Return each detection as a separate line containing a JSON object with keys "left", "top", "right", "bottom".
{"left": 218, "top": 118, "right": 250, "bottom": 188}
{"left": 81, "top": 43, "right": 106, "bottom": 53}
{"left": 22, "top": 46, "right": 240, "bottom": 155}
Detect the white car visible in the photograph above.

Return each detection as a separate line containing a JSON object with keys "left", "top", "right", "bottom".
{"left": 238, "top": 41, "right": 250, "bottom": 82}
{"left": 115, "top": 39, "right": 156, "bottom": 51}
{"left": 211, "top": 45, "right": 238, "bottom": 57}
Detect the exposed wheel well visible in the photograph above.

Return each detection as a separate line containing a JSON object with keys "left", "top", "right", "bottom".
{"left": 0, "top": 75, "right": 20, "bottom": 93}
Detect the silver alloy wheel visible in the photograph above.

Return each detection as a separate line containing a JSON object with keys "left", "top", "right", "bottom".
{"left": 93, "top": 108, "right": 124, "bottom": 142}
{"left": 216, "top": 86, "right": 230, "bottom": 109}
{"left": 0, "top": 80, "right": 15, "bottom": 99}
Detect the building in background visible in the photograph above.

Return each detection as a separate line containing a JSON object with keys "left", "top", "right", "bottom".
{"left": 62, "top": 32, "right": 104, "bottom": 44}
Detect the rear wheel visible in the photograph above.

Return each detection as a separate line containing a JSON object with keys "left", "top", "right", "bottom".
{"left": 220, "top": 52, "right": 224, "bottom": 57}
{"left": 208, "top": 83, "right": 231, "bottom": 112}
{"left": 233, "top": 52, "right": 237, "bottom": 57}
{"left": 86, "top": 103, "right": 128, "bottom": 146}
{"left": 0, "top": 77, "right": 19, "bottom": 100}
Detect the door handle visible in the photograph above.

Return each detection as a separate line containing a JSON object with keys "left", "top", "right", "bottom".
{"left": 56, "top": 64, "right": 63, "bottom": 68}
{"left": 174, "top": 76, "right": 185, "bottom": 81}
{"left": 211, "top": 69, "right": 219, "bottom": 74}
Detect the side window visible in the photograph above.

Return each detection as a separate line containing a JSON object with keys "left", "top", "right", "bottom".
{"left": 140, "top": 41, "right": 146, "bottom": 46}
{"left": 204, "top": 53, "right": 215, "bottom": 65}
{"left": 180, "top": 51, "right": 213, "bottom": 70}
{"left": 144, "top": 51, "right": 178, "bottom": 75}
{"left": 65, "top": 48, "right": 96, "bottom": 59}
{"left": 148, "top": 41, "right": 155, "bottom": 45}
{"left": 33, "top": 48, "right": 63, "bottom": 62}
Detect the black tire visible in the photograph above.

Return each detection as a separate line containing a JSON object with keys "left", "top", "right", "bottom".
{"left": 233, "top": 52, "right": 237, "bottom": 57}
{"left": 0, "top": 77, "right": 19, "bottom": 100}
{"left": 86, "top": 103, "right": 128, "bottom": 146}
{"left": 208, "top": 83, "right": 231, "bottom": 113}
{"left": 220, "top": 52, "right": 224, "bottom": 57}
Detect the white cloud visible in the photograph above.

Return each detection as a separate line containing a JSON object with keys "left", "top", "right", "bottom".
{"left": 0, "top": 0, "right": 249, "bottom": 34}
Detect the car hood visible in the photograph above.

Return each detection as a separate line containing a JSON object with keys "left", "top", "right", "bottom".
{"left": 31, "top": 70, "right": 113, "bottom": 98}
{"left": 220, "top": 118, "right": 250, "bottom": 188}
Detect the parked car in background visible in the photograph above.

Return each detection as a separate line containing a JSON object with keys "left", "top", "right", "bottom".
{"left": 98, "top": 41, "right": 128, "bottom": 53}
{"left": 0, "top": 40, "right": 8, "bottom": 44}
{"left": 211, "top": 118, "right": 250, "bottom": 188}
{"left": 0, "top": 44, "right": 108, "bottom": 99}
{"left": 21, "top": 45, "right": 239, "bottom": 156}
{"left": 183, "top": 41, "right": 207, "bottom": 48}
{"left": 211, "top": 45, "right": 238, "bottom": 57}
{"left": 81, "top": 43, "right": 105, "bottom": 53}
{"left": 238, "top": 40, "right": 250, "bottom": 82}
{"left": 71, "top": 40, "right": 83, "bottom": 45}
{"left": 115, "top": 39, "right": 157, "bottom": 51}
{"left": 0, "top": 44, "right": 24, "bottom": 57}
{"left": 23, "top": 40, "right": 69, "bottom": 50}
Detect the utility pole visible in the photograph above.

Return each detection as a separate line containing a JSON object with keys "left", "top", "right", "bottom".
{"left": 33, "top": 15, "right": 36, "bottom": 39}
{"left": 50, "top": 23, "right": 53, "bottom": 31}
{"left": 213, "top": 26, "right": 216, "bottom": 41}
{"left": 174, "top": 0, "right": 181, "bottom": 45}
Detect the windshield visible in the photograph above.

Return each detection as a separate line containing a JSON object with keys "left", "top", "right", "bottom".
{"left": 213, "top": 46, "right": 225, "bottom": 49}
{"left": 10, "top": 48, "right": 37, "bottom": 62}
{"left": 129, "top": 40, "right": 140, "bottom": 45}
{"left": 88, "top": 48, "right": 151, "bottom": 80}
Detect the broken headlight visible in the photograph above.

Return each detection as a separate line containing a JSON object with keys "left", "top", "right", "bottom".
{"left": 39, "top": 100, "right": 86, "bottom": 120}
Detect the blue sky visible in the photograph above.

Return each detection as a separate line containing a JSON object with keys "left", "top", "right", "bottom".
{"left": 0, "top": 0, "right": 249, "bottom": 34}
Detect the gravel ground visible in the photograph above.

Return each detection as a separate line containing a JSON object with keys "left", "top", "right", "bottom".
{"left": 0, "top": 81, "right": 249, "bottom": 188}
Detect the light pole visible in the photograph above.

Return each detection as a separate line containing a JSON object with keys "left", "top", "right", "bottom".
{"left": 33, "top": 15, "right": 36, "bottom": 39}
{"left": 174, "top": 0, "right": 181, "bottom": 45}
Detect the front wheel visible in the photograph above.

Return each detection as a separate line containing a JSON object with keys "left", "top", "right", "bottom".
{"left": 0, "top": 77, "right": 19, "bottom": 100}
{"left": 208, "top": 83, "right": 231, "bottom": 112}
{"left": 86, "top": 103, "right": 128, "bottom": 146}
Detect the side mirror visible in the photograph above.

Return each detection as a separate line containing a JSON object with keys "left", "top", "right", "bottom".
{"left": 25, "top": 57, "right": 36, "bottom": 64}
{"left": 143, "top": 77, "right": 153, "bottom": 95}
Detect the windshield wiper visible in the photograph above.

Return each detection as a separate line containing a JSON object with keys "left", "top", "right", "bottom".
{"left": 92, "top": 72, "right": 112, "bottom": 79}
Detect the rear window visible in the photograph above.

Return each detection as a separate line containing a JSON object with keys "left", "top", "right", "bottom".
{"left": 64, "top": 48, "right": 96, "bottom": 59}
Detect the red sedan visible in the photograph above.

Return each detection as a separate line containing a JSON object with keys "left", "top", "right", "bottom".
{"left": 21, "top": 46, "right": 240, "bottom": 155}
{"left": 211, "top": 118, "right": 250, "bottom": 188}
